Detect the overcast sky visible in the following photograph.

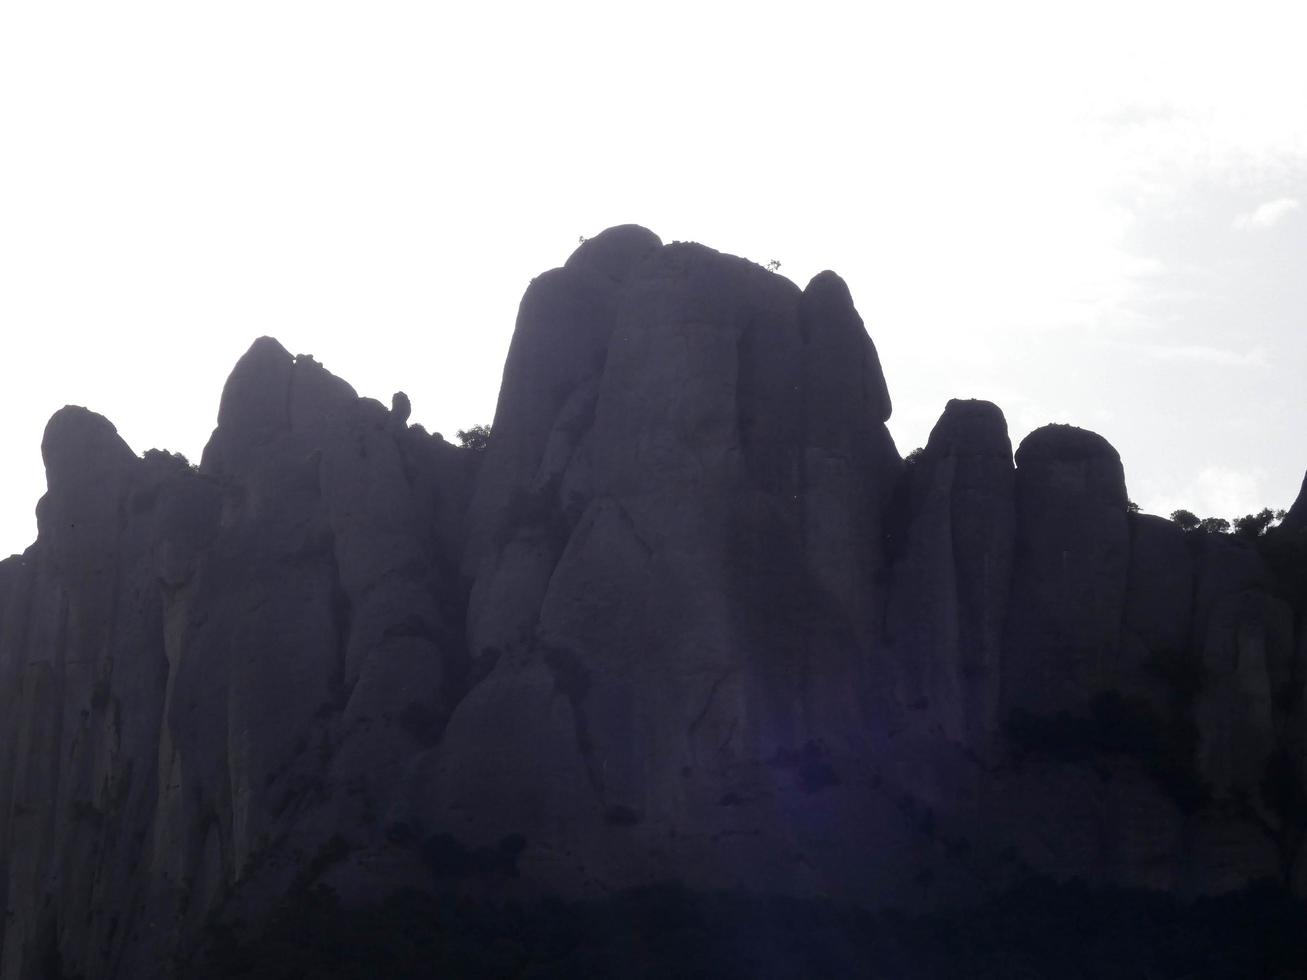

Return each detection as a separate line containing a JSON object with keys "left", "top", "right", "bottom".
{"left": 2, "top": 1, "right": 1305, "bottom": 558}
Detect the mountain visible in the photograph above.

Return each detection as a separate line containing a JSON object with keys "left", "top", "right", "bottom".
{"left": 2, "top": 225, "right": 1306, "bottom": 978}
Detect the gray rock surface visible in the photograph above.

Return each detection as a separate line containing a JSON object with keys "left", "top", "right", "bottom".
{"left": 421, "top": 237, "right": 910, "bottom": 900}
{"left": 1282, "top": 468, "right": 1307, "bottom": 533}
{"left": 1002, "top": 424, "right": 1131, "bottom": 714}
{"left": 885, "top": 399, "right": 1015, "bottom": 750}
{"left": 0, "top": 343, "right": 475, "bottom": 979}
{"left": 1124, "top": 514, "right": 1195, "bottom": 660}
{"left": 1, "top": 228, "right": 1305, "bottom": 979}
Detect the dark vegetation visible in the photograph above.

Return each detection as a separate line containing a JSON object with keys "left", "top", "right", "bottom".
{"left": 1168, "top": 500, "right": 1307, "bottom": 610}
{"left": 1004, "top": 498, "right": 1307, "bottom": 830}
{"left": 455, "top": 424, "right": 492, "bottom": 453}
{"left": 198, "top": 877, "right": 1307, "bottom": 979}
{"left": 142, "top": 447, "right": 199, "bottom": 474}
{"left": 1169, "top": 506, "right": 1286, "bottom": 539}
{"left": 1006, "top": 689, "right": 1209, "bottom": 813}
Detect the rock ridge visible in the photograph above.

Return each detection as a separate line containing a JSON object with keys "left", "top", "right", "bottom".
{"left": 1, "top": 226, "right": 1305, "bottom": 978}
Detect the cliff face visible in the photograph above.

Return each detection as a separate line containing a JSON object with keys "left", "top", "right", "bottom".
{"left": 1, "top": 226, "right": 1305, "bottom": 978}
{"left": 0, "top": 345, "right": 474, "bottom": 979}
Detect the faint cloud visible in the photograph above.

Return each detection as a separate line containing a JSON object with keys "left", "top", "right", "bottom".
{"left": 1093, "top": 100, "right": 1186, "bottom": 130}
{"left": 1129, "top": 342, "right": 1268, "bottom": 367}
{"left": 1141, "top": 465, "right": 1268, "bottom": 522}
{"left": 1234, "top": 197, "right": 1300, "bottom": 230}
{"left": 1189, "top": 466, "right": 1267, "bottom": 518}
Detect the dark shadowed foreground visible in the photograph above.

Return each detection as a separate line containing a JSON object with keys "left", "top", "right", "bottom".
{"left": 2, "top": 226, "right": 1307, "bottom": 979}
{"left": 201, "top": 878, "right": 1307, "bottom": 980}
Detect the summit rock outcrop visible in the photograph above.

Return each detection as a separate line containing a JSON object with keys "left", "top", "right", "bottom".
{"left": 0, "top": 342, "right": 475, "bottom": 979}
{"left": 885, "top": 398, "right": 1014, "bottom": 750}
{"left": 423, "top": 231, "right": 909, "bottom": 901}
{"left": 1003, "top": 424, "right": 1131, "bottom": 714}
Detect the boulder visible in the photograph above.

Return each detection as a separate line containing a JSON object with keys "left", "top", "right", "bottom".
{"left": 885, "top": 399, "right": 1015, "bottom": 749}
{"left": 1002, "top": 425, "right": 1130, "bottom": 715}
{"left": 799, "top": 272, "right": 901, "bottom": 659}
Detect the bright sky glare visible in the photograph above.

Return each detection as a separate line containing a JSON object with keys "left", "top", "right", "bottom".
{"left": 2, "top": 1, "right": 1305, "bottom": 557}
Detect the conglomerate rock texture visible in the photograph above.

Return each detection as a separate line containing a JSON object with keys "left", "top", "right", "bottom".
{"left": 1, "top": 225, "right": 1306, "bottom": 978}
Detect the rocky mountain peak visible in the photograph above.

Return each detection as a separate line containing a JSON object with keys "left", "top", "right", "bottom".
{"left": 1, "top": 227, "right": 1304, "bottom": 979}
{"left": 40, "top": 405, "right": 135, "bottom": 490}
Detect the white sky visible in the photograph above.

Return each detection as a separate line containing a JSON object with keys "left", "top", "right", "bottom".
{"left": 2, "top": 1, "right": 1305, "bottom": 557}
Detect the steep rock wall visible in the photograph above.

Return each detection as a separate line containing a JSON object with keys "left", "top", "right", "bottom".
{"left": 1, "top": 226, "right": 1305, "bottom": 978}
{"left": 416, "top": 230, "right": 913, "bottom": 901}
{"left": 0, "top": 344, "right": 473, "bottom": 979}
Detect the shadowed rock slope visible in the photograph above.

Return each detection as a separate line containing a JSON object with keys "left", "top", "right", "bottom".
{"left": 2, "top": 226, "right": 1306, "bottom": 979}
